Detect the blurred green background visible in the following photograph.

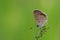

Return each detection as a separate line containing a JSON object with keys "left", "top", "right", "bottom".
{"left": 0, "top": 0, "right": 60, "bottom": 40}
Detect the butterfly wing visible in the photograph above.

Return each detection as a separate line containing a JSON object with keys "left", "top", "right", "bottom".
{"left": 34, "top": 10, "right": 47, "bottom": 28}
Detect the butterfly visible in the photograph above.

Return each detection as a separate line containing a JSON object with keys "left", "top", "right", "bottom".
{"left": 33, "top": 10, "right": 48, "bottom": 40}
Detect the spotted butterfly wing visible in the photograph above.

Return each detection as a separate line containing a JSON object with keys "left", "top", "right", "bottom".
{"left": 33, "top": 10, "right": 47, "bottom": 28}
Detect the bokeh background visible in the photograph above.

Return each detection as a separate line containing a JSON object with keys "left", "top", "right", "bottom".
{"left": 0, "top": 0, "right": 60, "bottom": 40}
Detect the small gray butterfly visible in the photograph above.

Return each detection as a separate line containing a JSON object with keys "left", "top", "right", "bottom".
{"left": 33, "top": 10, "right": 48, "bottom": 28}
